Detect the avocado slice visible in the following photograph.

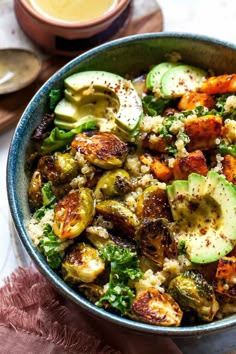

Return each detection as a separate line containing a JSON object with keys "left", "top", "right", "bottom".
{"left": 166, "top": 171, "right": 236, "bottom": 264}
{"left": 54, "top": 97, "right": 110, "bottom": 129}
{"left": 146, "top": 62, "right": 180, "bottom": 91}
{"left": 62, "top": 70, "right": 143, "bottom": 132}
{"left": 161, "top": 65, "right": 207, "bottom": 98}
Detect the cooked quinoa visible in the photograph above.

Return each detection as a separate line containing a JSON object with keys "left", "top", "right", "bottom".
{"left": 27, "top": 63, "right": 236, "bottom": 327}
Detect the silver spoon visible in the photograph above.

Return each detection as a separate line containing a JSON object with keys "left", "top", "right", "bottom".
{"left": 0, "top": 48, "right": 41, "bottom": 95}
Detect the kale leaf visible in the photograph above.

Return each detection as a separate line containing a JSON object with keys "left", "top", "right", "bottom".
{"left": 42, "top": 181, "right": 56, "bottom": 206}
{"left": 41, "top": 120, "right": 98, "bottom": 154}
{"left": 49, "top": 89, "right": 63, "bottom": 110}
{"left": 39, "top": 224, "right": 72, "bottom": 269}
{"left": 97, "top": 244, "right": 143, "bottom": 315}
{"left": 142, "top": 95, "right": 171, "bottom": 116}
{"left": 218, "top": 141, "right": 236, "bottom": 157}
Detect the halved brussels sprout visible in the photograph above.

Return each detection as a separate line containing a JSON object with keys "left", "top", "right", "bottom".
{"left": 62, "top": 243, "right": 105, "bottom": 284}
{"left": 28, "top": 170, "right": 43, "bottom": 208}
{"left": 94, "top": 168, "right": 132, "bottom": 199}
{"left": 86, "top": 225, "right": 113, "bottom": 249}
{"left": 168, "top": 270, "right": 219, "bottom": 322}
{"left": 71, "top": 132, "right": 128, "bottom": 169}
{"left": 38, "top": 152, "right": 79, "bottom": 184}
{"left": 138, "top": 256, "right": 159, "bottom": 273}
{"left": 79, "top": 283, "right": 105, "bottom": 303}
{"left": 137, "top": 218, "right": 177, "bottom": 267}
{"left": 130, "top": 288, "right": 183, "bottom": 326}
{"left": 136, "top": 185, "right": 172, "bottom": 221}
{"left": 53, "top": 188, "right": 95, "bottom": 239}
{"left": 96, "top": 200, "right": 139, "bottom": 238}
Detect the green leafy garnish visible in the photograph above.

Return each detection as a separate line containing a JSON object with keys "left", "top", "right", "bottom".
{"left": 142, "top": 95, "right": 171, "bottom": 116}
{"left": 33, "top": 205, "right": 54, "bottom": 221}
{"left": 166, "top": 145, "right": 178, "bottom": 156}
{"left": 218, "top": 141, "right": 236, "bottom": 157}
{"left": 49, "top": 89, "right": 63, "bottom": 110}
{"left": 97, "top": 244, "right": 143, "bottom": 315}
{"left": 41, "top": 120, "right": 98, "bottom": 154}
{"left": 39, "top": 224, "right": 72, "bottom": 269}
{"left": 42, "top": 181, "right": 56, "bottom": 206}
{"left": 215, "top": 94, "right": 231, "bottom": 111}
{"left": 178, "top": 240, "right": 187, "bottom": 255}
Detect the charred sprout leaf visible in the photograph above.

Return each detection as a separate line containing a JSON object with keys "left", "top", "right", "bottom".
{"left": 28, "top": 170, "right": 43, "bottom": 208}
{"left": 49, "top": 88, "right": 63, "bottom": 110}
{"left": 142, "top": 96, "right": 171, "bottom": 116}
{"left": 32, "top": 113, "right": 55, "bottom": 140}
{"left": 168, "top": 270, "right": 219, "bottom": 322}
{"left": 97, "top": 244, "right": 143, "bottom": 315}
{"left": 39, "top": 224, "right": 72, "bottom": 269}
{"left": 137, "top": 218, "right": 177, "bottom": 267}
{"left": 41, "top": 121, "right": 98, "bottom": 154}
{"left": 42, "top": 181, "right": 56, "bottom": 206}
{"left": 218, "top": 142, "right": 236, "bottom": 157}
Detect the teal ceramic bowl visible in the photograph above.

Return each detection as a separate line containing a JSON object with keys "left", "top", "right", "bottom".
{"left": 7, "top": 33, "right": 236, "bottom": 336}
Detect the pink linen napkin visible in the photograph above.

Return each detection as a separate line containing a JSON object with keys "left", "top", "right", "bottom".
{"left": 0, "top": 266, "right": 182, "bottom": 354}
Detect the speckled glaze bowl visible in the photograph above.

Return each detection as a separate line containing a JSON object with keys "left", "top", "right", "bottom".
{"left": 7, "top": 33, "right": 236, "bottom": 337}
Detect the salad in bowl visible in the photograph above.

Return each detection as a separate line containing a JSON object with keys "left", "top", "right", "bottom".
{"left": 25, "top": 57, "right": 236, "bottom": 327}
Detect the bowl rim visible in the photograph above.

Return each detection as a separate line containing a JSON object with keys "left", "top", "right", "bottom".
{"left": 7, "top": 32, "right": 236, "bottom": 337}
{"left": 18, "top": 0, "right": 130, "bottom": 29}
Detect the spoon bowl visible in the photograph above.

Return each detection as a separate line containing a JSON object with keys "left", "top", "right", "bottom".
{"left": 0, "top": 48, "right": 41, "bottom": 95}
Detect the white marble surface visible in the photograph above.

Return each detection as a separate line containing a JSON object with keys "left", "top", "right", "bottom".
{"left": 0, "top": 1, "right": 236, "bottom": 352}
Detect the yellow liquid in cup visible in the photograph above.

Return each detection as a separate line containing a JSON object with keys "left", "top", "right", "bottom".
{"left": 30, "top": 0, "right": 117, "bottom": 23}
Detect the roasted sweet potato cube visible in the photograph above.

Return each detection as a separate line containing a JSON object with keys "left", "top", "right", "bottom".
{"left": 184, "top": 115, "right": 222, "bottom": 151}
{"left": 178, "top": 92, "right": 215, "bottom": 111}
{"left": 173, "top": 150, "right": 208, "bottom": 180}
{"left": 143, "top": 134, "right": 172, "bottom": 153}
{"left": 222, "top": 154, "right": 236, "bottom": 185}
{"left": 214, "top": 257, "right": 236, "bottom": 297}
{"left": 150, "top": 158, "right": 173, "bottom": 182}
{"left": 199, "top": 74, "right": 236, "bottom": 94}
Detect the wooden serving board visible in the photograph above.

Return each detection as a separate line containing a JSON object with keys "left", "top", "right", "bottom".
{"left": 0, "top": 0, "right": 163, "bottom": 133}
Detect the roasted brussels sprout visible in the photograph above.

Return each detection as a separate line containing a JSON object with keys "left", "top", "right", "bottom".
{"left": 38, "top": 152, "right": 79, "bottom": 184}
{"left": 53, "top": 188, "right": 95, "bottom": 239}
{"left": 136, "top": 185, "right": 172, "bottom": 221}
{"left": 62, "top": 243, "right": 105, "bottom": 284}
{"left": 94, "top": 168, "right": 132, "bottom": 199}
{"left": 28, "top": 170, "right": 43, "bottom": 208}
{"left": 96, "top": 200, "right": 139, "bottom": 238}
{"left": 168, "top": 270, "right": 219, "bottom": 322}
{"left": 71, "top": 132, "right": 128, "bottom": 169}
{"left": 130, "top": 288, "right": 183, "bottom": 326}
{"left": 138, "top": 256, "right": 159, "bottom": 273}
{"left": 79, "top": 283, "right": 105, "bottom": 303}
{"left": 137, "top": 218, "right": 177, "bottom": 267}
{"left": 86, "top": 226, "right": 113, "bottom": 249}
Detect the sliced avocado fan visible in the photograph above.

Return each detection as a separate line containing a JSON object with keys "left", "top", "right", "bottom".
{"left": 54, "top": 71, "right": 143, "bottom": 135}
{"left": 167, "top": 171, "right": 236, "bottom": 264}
